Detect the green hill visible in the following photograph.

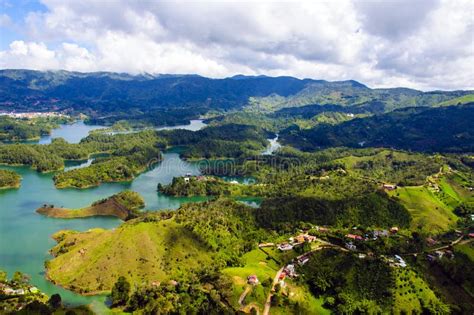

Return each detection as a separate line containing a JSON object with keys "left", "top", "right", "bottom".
{"left": 436, "top": 94, "right": 474, "bottom": 106}
{"left": 45, "top": 199, "right": 266, "bottom": 295}
{"left": 281, "top": 105, "right": 474, "bottom": 153}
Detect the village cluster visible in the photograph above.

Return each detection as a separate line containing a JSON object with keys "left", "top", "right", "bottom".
{"left": 0, "top": 111, "right": 67, "bottom": 119}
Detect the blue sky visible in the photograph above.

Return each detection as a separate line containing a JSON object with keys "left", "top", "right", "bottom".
{"left": 0, "top": 0, "right": 47, "bottom": 48}
{"left": 0, "top": 0, "right": 473, "bottom": 90}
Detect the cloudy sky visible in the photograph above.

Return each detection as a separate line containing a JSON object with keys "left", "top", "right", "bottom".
{"left": 0, "top": 0, "right": 472, "bottom": 90}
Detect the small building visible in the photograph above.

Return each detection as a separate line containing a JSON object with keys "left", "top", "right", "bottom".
{"left": 295, "top": 235, "right": 306, "bottom": 244}
{"left": 247, "top": 275, "right": 259, "bottom": 285}
{"left": 184, "top": 177, "right": 190, "bottom": 183}
{"left": 469, "top": 233, "right": 474, "bottom": 238}
{"left": 284, "top": 264, "right": 297, "bottom": 277}
{"left": 278, "top": 243, "right": 293, "bottom": 251}
{"left": 258, "top": 242, "right": 275, "bottom": 248}
{"left": 434, "top": 250, "right": 444, "bottom": 259}
{"left": 345, "top": 242, "right": 357, "bottom": 251}
{"left": 390, "top": 227, "right": 399, "bottom": 234}
{"left": 426, "top": 237, "right": 438, "bottom": 246}
{"left": 279, "top": 272, "right": 286, "bottom": 280}
{"left": 394, "top": 255, "right": 407, "bottom": 268}
{"left": 358, "top": 253, "right": 367, "bottom": 259}
{"left": 382, "top": 184, "right": 397, "bottom": 191}
{"left": 298, "top": 257, "right": 310, "bottom": 265}
{"left": 346, "top": 234, "right": 363, "bottom": 241}
{"left": 373, "top": 230, "right": 389, "bottom": 238}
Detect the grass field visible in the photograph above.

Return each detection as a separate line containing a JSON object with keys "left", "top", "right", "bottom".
{"left": 391, "top": 186, "right": 457, "bottom": 234}
{"left": 272, "top": 280, "right": 330, "bottom": 315}
{"left": 455, "top": 242, "right": 474, "bottom": 261}
{"left": 436, "top": 94, "right": 474, "bottom": 107}
{"left": 223, "top": 248, "right": 283, "bottom": 310}
{"left": 46, "top": 217, "right": 213, "bottom": 294}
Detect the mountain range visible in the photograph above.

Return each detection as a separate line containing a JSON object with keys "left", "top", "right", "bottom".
{"left": 1, "top": 70, "right": 472, "bottom": 122}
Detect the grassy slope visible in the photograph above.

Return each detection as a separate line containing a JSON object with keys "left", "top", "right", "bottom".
{"left": 389, "top": 170, "right": 472, "bottom": 234}
{"left": 391, "top": 186, "right": 457, "bottom": 234}
{"left": 455, "top": 242, "right": 474, "bottom": 261}
{"left": 46, "top": 218, "right": 213, "bottom": 294}
{"left": 223, "top": 246, "right": 330, "bottom": 314}
{"left": 436, "top": 94, "right": 474, "bottom": 106}
{"left": 392, "top": 268, "right": 446, "bottom": 314}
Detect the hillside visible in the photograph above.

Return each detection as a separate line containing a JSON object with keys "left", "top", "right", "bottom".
{"left": 1, "top": 70, "right": 472, "bottom": 126}
{"left": 281, "top": 104, "right": 474, "bottom": 153}
{"left": 45, "top": 199, "right": 264, "bottom": 295}
{"left": 36, "top": 191, "right": 145, "bottom": 220}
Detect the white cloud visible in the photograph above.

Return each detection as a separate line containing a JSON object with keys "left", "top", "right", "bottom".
{"left": 0, "top": 0, "right": 472, "bottom": 90}
{"left": 0, "top": 40, "right": 58, "bottom": 69}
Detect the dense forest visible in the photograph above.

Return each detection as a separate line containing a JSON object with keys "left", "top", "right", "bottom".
{"left": 281, "top": 104, "right": 474, "bottom": 153}
{"left": 0, "top": 115, "right": 72, "bottom": 142}
{"left": 0, "top": 169, "right": 21, "bottom": 189}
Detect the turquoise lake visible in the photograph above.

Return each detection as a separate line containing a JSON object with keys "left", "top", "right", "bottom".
{"left": 0, "top": 119, "right": 262, "bottom": 312}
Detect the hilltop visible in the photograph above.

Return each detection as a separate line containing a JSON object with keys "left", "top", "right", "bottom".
{"left": 45, "top": 199, "right": 264, "bottom": 296}
{"left": 36, "top": 191, "right": 144, "bottom": 220}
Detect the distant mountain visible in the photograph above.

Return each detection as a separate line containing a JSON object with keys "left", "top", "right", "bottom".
{"left": 0, "top": 69, "right": 471, "bottom": 125}
{"left": 280, "top": 104, "right": 474, "bottom": 153}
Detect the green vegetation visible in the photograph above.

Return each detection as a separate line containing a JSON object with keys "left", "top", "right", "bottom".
{"left": 158, "top": 123, "right": 271, "bottom": 159}
{"left": 36, "top": 190, "right": 145, "bottom": 220}
{"left": 298, "top": 249, "right": 449, "bottom": 314}
{"left": 257, "top": 192, "right": 411, "bottom": 232}
{"left": 0, "top": 115, "right": 72, "bottom": 142}
{"left": 0, "top": 74, "right": 473, "bottom": 314}
{"left": 281, "top": 105, "right": 474, "bottom": 153}
{"left": 436, "top": 94, "right": 474, "bottom": 106}
{"left": 45, "top": 199, "right": 267, "bottom": 295}
{"left": 158, "top": 175, "right": 262, "bottom": 197}
{"left": 392, "top": 186, "right": 458, "bottom": 234}
{"left": 0, "top": 169, "right": 21, "bottom": 189}
{"left": 0, "top": 270, "right": 94, "bottom": 314}
{"left": 391, "top": 267, "right": 449, "bottom": 314}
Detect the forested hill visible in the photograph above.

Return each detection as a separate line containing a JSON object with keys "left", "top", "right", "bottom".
{"left": 280, "top": 104, "right": 474, "bottom": 153}
{"left": 0, "top": 70, "right": 472, "bottom": 124}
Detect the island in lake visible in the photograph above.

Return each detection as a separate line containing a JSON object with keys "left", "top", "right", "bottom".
{"left": 0, "top": 169, "right": 21, "bottom": 189}
{"left": 36, "top": 191, "right": 144, "bottom": 220}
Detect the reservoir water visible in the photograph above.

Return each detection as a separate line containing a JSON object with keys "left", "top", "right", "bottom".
{"left": 0, "top": 120, "right": 210, "bottom": 311}
{"left": 0, "top": 119, "right": 261, "bottom": 312}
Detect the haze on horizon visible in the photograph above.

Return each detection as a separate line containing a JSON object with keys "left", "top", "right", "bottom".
{"left": 0, "top": 0, "right": 473, "bottom": 91}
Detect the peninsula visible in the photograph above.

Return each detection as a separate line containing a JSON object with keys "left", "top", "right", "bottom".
{"left": 36, "top": 191, "right": 144, "bottom": 220}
